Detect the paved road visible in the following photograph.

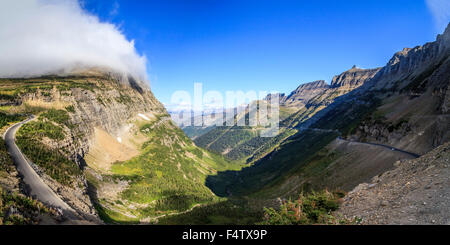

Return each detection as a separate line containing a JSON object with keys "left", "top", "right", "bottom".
{"left": 299, "top": 127, "right": 421, "bottom": 158}
{"left": 336, "top": 137, "right": 421, "bottom": 158}
{"left": 3, "top": 116, "right": 74, "bottom": 212}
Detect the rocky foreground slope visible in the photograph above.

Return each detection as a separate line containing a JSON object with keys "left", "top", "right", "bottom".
{"left": 338, "top": 142, "right": 449, "bottom": 225}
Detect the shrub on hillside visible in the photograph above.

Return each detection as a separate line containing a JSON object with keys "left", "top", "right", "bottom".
{"left": 16, "top": 136, "right": 81, "bottom": 186}
{"left": 0, "top": 112, "right": 25, "bottom": 129}
{"left": 259, "top": 190, "right": 352, "bottom": 225}
{"left": 0, "top": 187, "right": 51, "bottom": 225}
{"left": 40, "top": 109, "right": 73, "bottom": 128}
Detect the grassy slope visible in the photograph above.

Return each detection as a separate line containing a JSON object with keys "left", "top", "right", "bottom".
{"left": 181, "top": 125, "right": 215, "bottom": 139}
{"left": 158, "top": 198, "right": 263, "bottom": 225}
{"left": 206, "top": 130, "right": 339, "bottom": 198}
{"left": 88, "top": 115, "right": 246, "bottom": 223}
{"left": 159, "top": 131, "right": 340, "bottom": 225}
{"left": 16, "top": 111, "right": 82, "bottom": 187}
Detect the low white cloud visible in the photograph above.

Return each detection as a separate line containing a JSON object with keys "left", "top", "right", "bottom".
{"left": 0, "top": 0, "right": 148, "bottom": 81}
{"left": 426, "top": 0, "right": 450, "bottom": 31}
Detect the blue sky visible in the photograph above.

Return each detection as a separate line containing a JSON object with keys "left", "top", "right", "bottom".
{"left": 82, "top": 0, "right": 447, "bottom": 106}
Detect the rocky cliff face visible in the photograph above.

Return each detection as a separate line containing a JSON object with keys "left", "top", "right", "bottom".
{"left": 369, "top": 23, "right": 450, "bottom": 91}
{"left": 302, "top": 67, "right": 380, "bottom": 109}
{"left": 20, "top": 74, "right": 165, "bottom": 164}
{"left": 331, "top": 66, "right": 381, "bottom": 90}
{"left": 282, "top": 80, "right": 330, "bottom": 107}
{"left": 346, "top": 24, "right": 450, "bottom": 154}
{"left": 280, "top": 67, "right": 380, "bottom": 109}
{"left": 383, "top": 30, "right": 449, "bottom": 76}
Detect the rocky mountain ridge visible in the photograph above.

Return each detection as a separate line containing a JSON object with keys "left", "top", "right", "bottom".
{"left": 281, "top": 80, "right": 329, "bottom": 107}
{"left": 368, "top": 24, "right": 450, "bottom": 91}
{"left": 330, "top": 66, "right": 381, "bottom": 90}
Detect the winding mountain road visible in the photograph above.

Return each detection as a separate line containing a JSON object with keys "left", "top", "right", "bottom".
{"left": 299, "top": 127, "right": 421, "bottom": 158}
{"left": 3, "top": 116, "right": 74, "bottom": 212}
{"left": 336, "top": 137, "right": 421, "bottom": 158}
{"left": 337, "top": 137, "right": 420, "bottom": 158}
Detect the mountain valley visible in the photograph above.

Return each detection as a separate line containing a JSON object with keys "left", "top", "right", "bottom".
{"left": 1, "top": 23, "right": 449, "bottom": 225}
